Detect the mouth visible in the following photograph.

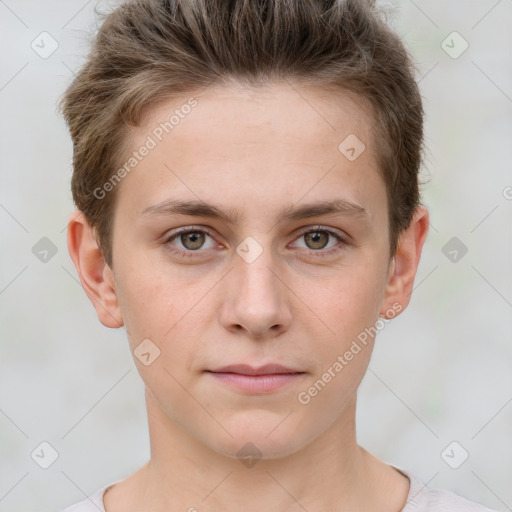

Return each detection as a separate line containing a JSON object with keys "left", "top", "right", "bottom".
{"left": 206, "top": 364, "right": 305, "bottom": 376}
{"left": 205, "top": 364, "right": 306, "bottom": 393}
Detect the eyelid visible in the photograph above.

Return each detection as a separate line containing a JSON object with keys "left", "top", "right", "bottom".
{"left": 290, "top": 226, "right": 347, "bottom": 256}
{"left": 163, "top": 225, "right": 219, "bottom": 254}
{"left": 295, "top": 224, "right": 346, "bottom": 240}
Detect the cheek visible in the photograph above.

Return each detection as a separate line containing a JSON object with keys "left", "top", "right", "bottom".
{"left": 295, "top": 270, "right": 383, "bottom": 414}
{"left": 115, "top": 261, "right": 212, "bottom": 373}
{"left": 299, "top": 258, "right": 387, "bottom": 390}
{"left": 313, "top": 262, "right": 386, "bottom": 337}
{"left": 114, "top": 259, "right": 179, "bottom": 356}
{"left": 294, "top": 320, "right": 373, "bottom": 440}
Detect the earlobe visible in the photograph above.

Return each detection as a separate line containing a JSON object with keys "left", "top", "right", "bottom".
{"left": 380, "top": 205, "right": 430, "bottom": 318}
{"left": 66, "top": 210, "right": 124, "bottom": 328}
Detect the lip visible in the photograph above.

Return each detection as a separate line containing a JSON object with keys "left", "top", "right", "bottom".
{"left": 205, "top": 364, "right": 306, "bottom": 394}
{"left": 208, "top": 364, "right": 303, "bottom": 375}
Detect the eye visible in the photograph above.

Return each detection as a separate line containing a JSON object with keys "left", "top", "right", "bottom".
{"left": 291, "top": 227, "right": 347, "bottom": 257}
{"left": 163, "top": 225, "right": 347, "bottom": 259}
{"left": 164, "top": 227, "right": 218, "bottom": 257}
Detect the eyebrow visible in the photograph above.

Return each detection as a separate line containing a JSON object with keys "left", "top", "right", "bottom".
{"left": 141, "top": 198, "right": 368, "bottom": 224}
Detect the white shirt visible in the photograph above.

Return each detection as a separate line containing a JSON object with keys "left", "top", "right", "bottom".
{"left": 61, "top": 466, "right": 499, "bottom": 511}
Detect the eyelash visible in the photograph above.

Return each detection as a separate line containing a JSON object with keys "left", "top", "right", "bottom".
{"left": 163, "top": 225, "right": 348, "bottom": 259}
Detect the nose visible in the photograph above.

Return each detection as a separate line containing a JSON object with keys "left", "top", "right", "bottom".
{"left": 219, "top": 247, "right": 292, "bottom": 339}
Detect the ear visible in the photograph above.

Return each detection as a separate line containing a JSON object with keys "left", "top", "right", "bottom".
{"left": 66, "top": 210, "right": 124, "bottom": 328}
{"left": 380, "top": 205, "right": 430, "bottom": 318}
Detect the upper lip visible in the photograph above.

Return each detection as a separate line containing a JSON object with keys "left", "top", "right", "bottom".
{"left": 207, "top": 364, "right": 304, "bottom": 375}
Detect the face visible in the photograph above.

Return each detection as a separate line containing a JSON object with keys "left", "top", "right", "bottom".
{"left": 81, "top": 82, "right": 414, "bottom": 460}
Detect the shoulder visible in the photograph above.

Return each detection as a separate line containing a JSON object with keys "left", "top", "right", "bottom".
{"left": 421, "top": 487, "right": 499, "bottom": 512}
{"left": 396, "top": 467, "right": 499, "bottom": 512}
{"left": 60, "top": 485, "right": 110, "bottom": 512}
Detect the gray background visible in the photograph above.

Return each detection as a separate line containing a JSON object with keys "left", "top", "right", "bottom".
{"left": 0, "top": 0, "right": 511, "bottom": 510}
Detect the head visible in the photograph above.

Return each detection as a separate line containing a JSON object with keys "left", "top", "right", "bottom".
{"left": 62, "top": 0, "right": 429, "bottom": 461}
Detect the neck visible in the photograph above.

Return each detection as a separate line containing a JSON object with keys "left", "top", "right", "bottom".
{"left": 104, "top": 390, "right": 409, "bottom": 512}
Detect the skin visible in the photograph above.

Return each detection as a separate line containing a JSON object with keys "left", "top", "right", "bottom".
{"left": 67, "top": 81, "right": 429, "bottom": 512}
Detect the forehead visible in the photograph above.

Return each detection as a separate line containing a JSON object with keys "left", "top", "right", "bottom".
{"left": 139, "top": 81, "right": 375, "bottom": 156}
{"left": 115, "top": 81, "right": 385, "bottom": 224}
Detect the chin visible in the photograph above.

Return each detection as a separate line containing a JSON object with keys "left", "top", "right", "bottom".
{"left": 203, "top": 412, "right": 310, "bottom": 462}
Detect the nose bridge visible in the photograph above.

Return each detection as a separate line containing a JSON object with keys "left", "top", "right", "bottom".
{"left": 235, "top": 235, "right": 282, "bottom": 305}
{"left": 220, "top": 234, "right": 291, "bottom": 337}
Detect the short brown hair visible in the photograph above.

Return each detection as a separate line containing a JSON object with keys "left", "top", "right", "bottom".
{"left": 59, "top": 0, "right": 424, "bottom": 268}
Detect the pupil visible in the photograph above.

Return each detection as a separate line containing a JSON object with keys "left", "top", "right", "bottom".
{"left": 306, "top": 231, "right": 327, "bottom": 249}
{"left": 183, "top": 232, "right": 204, "bottom": 250}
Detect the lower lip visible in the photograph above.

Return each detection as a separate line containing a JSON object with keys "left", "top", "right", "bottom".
{"left": 206, "top": 372, "right": 305, "bottom": 393}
